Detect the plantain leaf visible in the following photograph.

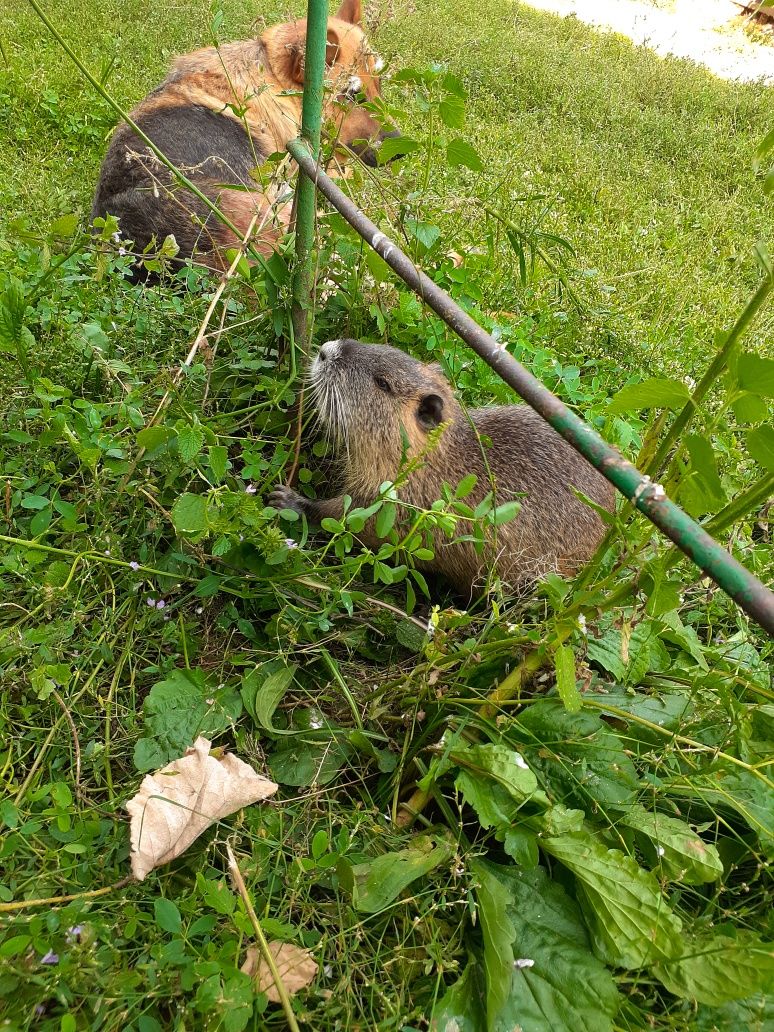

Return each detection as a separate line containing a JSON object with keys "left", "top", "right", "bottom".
{"left": 541, "top": 830, "right": 683, "bottom": 968}
{"left": 654, "top": 932, "right": 774, "bottom": 1006}
{"left": 473, "top": 860, "right": 620, "bottom": 1032}
{"left": 618, "top": 804, "right": 723, "bottom": 884}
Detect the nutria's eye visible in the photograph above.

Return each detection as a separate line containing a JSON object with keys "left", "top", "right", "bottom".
{"left": 375, "top": 375, "right": 391, "bottom": 393}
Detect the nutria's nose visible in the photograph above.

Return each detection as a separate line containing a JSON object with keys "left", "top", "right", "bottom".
{"left": 318, "top": 340, "right": 342, "bottom": 363}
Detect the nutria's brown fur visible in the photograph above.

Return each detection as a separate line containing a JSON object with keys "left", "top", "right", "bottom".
{"left": 269, "top": 340, "right": 615, "bottom": 598}
{"left": 91, "top": 0, "right": 395, "bottom": 271}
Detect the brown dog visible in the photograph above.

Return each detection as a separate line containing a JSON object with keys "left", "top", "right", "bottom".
{"left": 91, "top": 0, "right": 394, "bottom": 270}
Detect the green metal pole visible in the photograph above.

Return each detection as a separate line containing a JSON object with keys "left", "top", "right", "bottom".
{"left": 291, "top": 0, "right": 329, "bottom": 351}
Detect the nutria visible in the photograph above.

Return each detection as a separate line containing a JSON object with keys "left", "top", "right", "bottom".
{"left": 269, "top": 339, "right": 615, "bottom": 598}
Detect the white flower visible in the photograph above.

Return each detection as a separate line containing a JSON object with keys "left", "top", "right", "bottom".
{"left": 284, "top": 538, "right": 298, "bottom": 550}
{"left": 513, "top": 754, "right": 529, "bottom": 770}
{"left": 514, "top": 958, "right": 535, "bottom": 970}
{"left": 245, "top": 484, "right": 257, "bottom": 494}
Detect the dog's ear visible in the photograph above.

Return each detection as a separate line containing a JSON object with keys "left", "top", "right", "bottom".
{"left": 336, "top": 0, "right": 363, "bottom": 25}
{"left": 326, "top": 27, "right": 341, "bottom": 66}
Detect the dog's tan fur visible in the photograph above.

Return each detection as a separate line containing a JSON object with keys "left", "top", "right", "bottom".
{"left": 92, "top": 0, "right": 392, "bottom": 269}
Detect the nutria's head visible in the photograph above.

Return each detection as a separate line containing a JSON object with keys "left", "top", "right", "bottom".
{"left": 261, "top": 0, "right": 399, "bottom": 167}
{"left": 310, "top": 339, "right": 461, "bottom": 490}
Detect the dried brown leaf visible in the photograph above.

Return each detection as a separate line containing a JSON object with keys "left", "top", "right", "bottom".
{"left": 241, "top": 942, "right": 318, "bottom": 1003}
{"left": 126, "top": 736, "right": 278, "bottom": 880}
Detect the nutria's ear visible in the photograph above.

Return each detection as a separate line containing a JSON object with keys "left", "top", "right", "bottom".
{"left": 417, "top": 393, "right": 444, "bottom": 430}
{"left": 336, "top": 0, "right": 363, "bottom": 25}
{"left": 287, "top": 41, "right": 305, "bottom": 83}
{"left": 326, "top": 27, "right": 341, "bottom": 66}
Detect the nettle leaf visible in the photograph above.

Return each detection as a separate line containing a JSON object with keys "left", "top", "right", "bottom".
{"left": 208, "top": 445, "right": 229, "bottom": 482}
{"left": 446, "top": 138, "right": 483, "bottom": 171}
{"left": 608, "top": 377, "right": 690, "bottom": 414}
{"left": 654, "top": 932, "right": 774, "bottom": 1006}
{"left": 172, "top": 493, "right": 209, "bottom": 536}
{"left": 430, "top": 959, "right": 486, "bottom": 1032}
{"left": 541, "top": 830, "right": 683, "bottom": 968}
{"left": 737, "top": 353, "right": 774, "bottom": 398}
{"left": 618, "top": 804, "right": 723, "bottom": 884}
{"left": 746, "top": 425, "right": 774, "bottom": 473}
{"left": 344, "top": 834, "right": 453, "bottom": 914}
{"left": 510, "top": 700, "right": 640, "bottom": 810}
{"left": 177, "top": 423, "right": 205, "bottom": 464}
{"left": 240, "top": 660, "right": 298, "bottom": 732}
{"left": 133, "top": 669, "right": 242, "bottom": 771}
{"left": 472, "top": 860, "right": 620, "bottom": 1032}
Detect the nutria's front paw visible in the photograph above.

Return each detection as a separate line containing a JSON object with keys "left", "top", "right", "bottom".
{"left": 267, "top": 484, "right": 307, "bottom": 515}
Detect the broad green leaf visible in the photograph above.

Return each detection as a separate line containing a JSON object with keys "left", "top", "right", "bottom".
{"left": 510, "top": 700, "right": 640, "bottom": 810}
{"left": 154, "top": 897, "right": 182, "bottom": 934}
{"left": 375, "top": 500, "right": 397, "bottom": 538}
{"left": 596, "top": 690, "right": 694, "bottom": 745}
{"left": 49, "top": 213, "right": 79, "bottom": 237}
{"left": 682, "top": 434, "right": 726, "bottom": 513}
{"left": 457, "top": 771, "right": 523, "bottom": 834}
{"left": 472, "top": 861, "right": 620, "bottom": 1032}
{"left": 133, "top": 669, "right": 242, "bottom": 771}
{"left": 345, "top": 835, "right": 453, "bottom": 913}
{"left": 267, "top": 739, "right": 353, "bottom": 786}
{"left": 446, "top": 138, "right": 483, "bottom": 171}
{"left": 541, "top": 830, "right": 683, "bottom": 967}
{"left": 455, "top": 474, "right": 478, "bottom": 499}
{"left": 747, "top": 425, "right": 774, "bottom": 473}
{"left": 196, "top": 874, "right": 237, "bottom": 915}
{"left": 618, "top": 804, "right": 722, "bottom": 883}
{"left": 172, "top": 493, "right": 208, "bottom": 535}
{"left": 738, "top": 353, "right": 774, "bottom": 398}
{"left": 453, "top": 742, "right": 543, "bottom": 805}
{"left": 240, "top": 661, "right": 297, "bottom": 732}
{"left": 137, "top": 426, "right": 175, "bottom": 453}
{"left": 377, "top": 135, "right": 422, "bottom": 163}
{"left": 654, "top": 932, "right": 774, "bottom": 1006}
{"left": 405, "top": 218, "right": 441, "bottom": 250}
{"left": 490, "top": 499, "right": 521, "bottom": 526}
{"left": 607, "top": 377, "right": 690, "bottom": 414}
{"left": 177, "top": 424, "right": 205, "bottom": 464}
{"left": 439, "top": 95, "right": 465, "bottom": 129}
{"left": 731, "top": 391, "right": 769, "bottom": 423}
{"left": 659, "top": 610, "right": 709, "bottom": 669}
{"left": 554, "top": 644, "right": 582, "bottom": 712}
{"left": 586, "top": 620, "right": 669, "bottom": 685}
{"left": 208, "top": 445, "right": 229, "bottom": 482}
{"left": 430, "top": 960, "right": 486, "bottom": 1032}
{"left": 503, "top": 826, "right": 540, "bottom": 867}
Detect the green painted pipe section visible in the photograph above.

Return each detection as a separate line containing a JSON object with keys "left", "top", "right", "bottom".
{"left": 291, "top": 0, "right": 330, "bottom": 349}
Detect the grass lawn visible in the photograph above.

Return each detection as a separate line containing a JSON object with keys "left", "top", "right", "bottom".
{"left": 0, "top": 1, "right": 772, "bottom": 1030}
